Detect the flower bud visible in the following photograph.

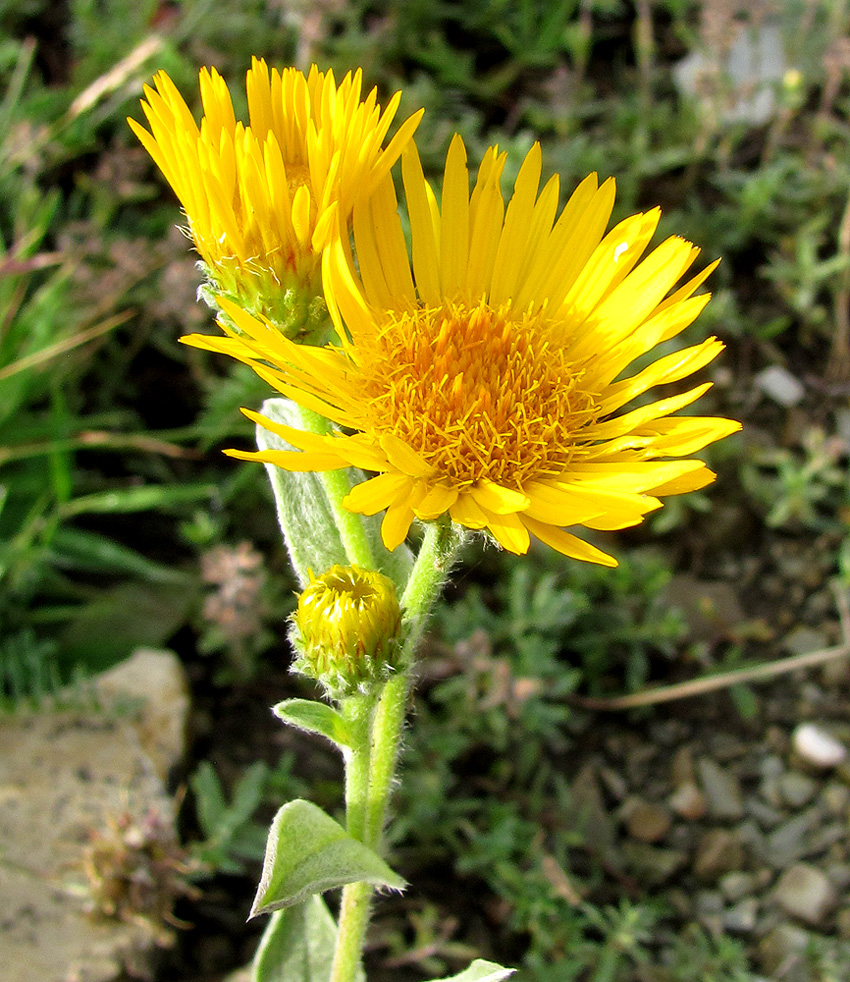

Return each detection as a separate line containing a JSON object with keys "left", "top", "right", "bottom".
{"left": 291, "top": 565, "right": 402, "bottom": 695}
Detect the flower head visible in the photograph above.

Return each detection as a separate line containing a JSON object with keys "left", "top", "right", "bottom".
{"left": 129, "top": 59, "right": 422, "bottom": 341}
{"left": 292, "top": 564, "right": 402, "bottom": 694}
{"left": 184, "top": 137, "right": 740, "bottom": 566}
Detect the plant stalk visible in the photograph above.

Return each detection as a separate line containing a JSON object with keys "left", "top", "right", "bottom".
{"left": 329, "top": 519, "right": 464, "bottom": 982}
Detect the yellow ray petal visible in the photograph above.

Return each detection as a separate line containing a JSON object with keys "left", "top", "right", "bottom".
{"left": 381, "top": 501, "right": 416, "bottom": 550}
{"left": 470, "top": 480, "right": 530, "bottom": 515}
{"left": 521, "top": 516, "right": 618, "bottom": 567}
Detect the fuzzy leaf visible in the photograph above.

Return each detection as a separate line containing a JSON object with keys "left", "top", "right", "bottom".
{"left": 251, "top": 895, "right": 365, "bottom": 982}
{"left": 431, "top": 960, "right": 516, "bottom": 982}
{"left": 257, "top": 398, "right": 413, "bottom": 591}
{"left": 256, "top": 399, "right": 348, "bottom": 587}
{"left": 251, "top": 799, "right": 405, "bottom": 916}
{"left": 273, "top": 699, "right": 351, "bottom": 749}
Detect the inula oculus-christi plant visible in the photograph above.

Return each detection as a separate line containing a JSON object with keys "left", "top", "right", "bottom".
{"left": 130, "top": 60, "right": 740, "bottom": 982}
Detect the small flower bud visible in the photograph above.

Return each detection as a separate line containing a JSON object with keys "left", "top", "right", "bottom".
{"left": 291, "top": 565, "right": 402, "bottom": 695}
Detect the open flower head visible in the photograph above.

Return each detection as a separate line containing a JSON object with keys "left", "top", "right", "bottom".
{"left": 129, "top": 59, "right": 422, "bottom": 342}
{"left": 184, "top": 136, "right": 740, "bottom": 566}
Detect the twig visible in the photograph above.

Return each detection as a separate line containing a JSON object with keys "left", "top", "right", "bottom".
{"left": 829, "top": 182, "right": 850, "bottom": 381}
{"left": 569, "top": 584, "right": 850, "bottom": 712}
{"left": 0, "top": 310, "right": 131, "bottom": 382}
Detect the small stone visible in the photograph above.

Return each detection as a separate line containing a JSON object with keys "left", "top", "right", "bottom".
{"left": 792, "top": 723, "right": 847, "bottom": 769}
{"left": 599, "top": 766, "right": 628, "bottom": 802}
{"left": 694, "top": 828, "right": 744, "bottom": 880}
{"left": 766, "top": 812, "right": 816, "bottom": 868}
{"left": 747, "top": 798, "right": 784, "bottom": 829}
{"left": 695, "top": 890, "right": 725, "bottom": 915}
{"left": 671, "top": 745, "right": 696, "bottom": 786}
{"left": 782, "top": 626, "right": 828, "bottom": 657}
{"left": 754, "top": 364, "right": 805, "bottom": 406}
{"left": 823, "top": 782, "right": 850, "bottom": 816}
{"left": 724, "top": 897, "right": 759, "bottom": 934}
{"left": 621, "top": 842, "right": 687, "bottom": 886}
{"left": 774, "top": 862, "right": 837, "bottom": 926}
{"left": 836, "top": 907, "right": 850, "bottom": 940}
{"left": 759, "top": 923, "right": 810, "bottom": 976}
{"left": 759, "top": 754, "right": 784, "bottom": 779}
{"left": 779, "top": 772, "right": 817, "bottom": 808}
{"left": 720, "top": 871, "right": 756, "bottom": 902}
{"left": 623, "top": 799, "right": 671, "bottom": 843}
{"left": 668, "top": 781, "right": 707, "bottom": 820}
{"left": 808, "top": 820, "right": 847, "bottom": 855}
{"left": 699, "top": 758, "right": 744, "bottom": 820}
{"left": 758, "top": 775, "right": 783, "bottom": 808}
{"left": 825, "top": 863, "right": 850, "bottom": 891}
{"left": 737, "top": 819, "right": 768, "bottom": 863}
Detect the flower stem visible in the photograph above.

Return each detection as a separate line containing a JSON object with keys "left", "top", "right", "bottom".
{"left": 365, "top": 671, "right": 409, "bottom": 846}
{"left": 401, "top": 517, "right": 463, "bottom": 651}
{"left": 330, "top": 881, "right": 372, "bottom": 982}
{"left": 330, "top": 519, "right": 464, "bottom": 982}
{"left": 340, "top": 694, "right": 374, "bottom": 843}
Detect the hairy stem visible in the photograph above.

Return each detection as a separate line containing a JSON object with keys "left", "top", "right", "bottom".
{"left": 330, "top": 519, "right": 464, "bottom": 982}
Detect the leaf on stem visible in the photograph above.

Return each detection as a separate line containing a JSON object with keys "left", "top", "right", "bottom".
{"left": 430, "top": 960, "right": 516, "bottom": 982}
{"left": 251, "top": 895, "right": 365, "bottom": 982}
{"left": 273, "top": 698, "right": 351, "bottom": 749}
{"left": 257, "top": 399, "right": 350, "bottom": 587}
{"left": 257, "top": 398, "right": 413, "bottom": 591}
{"left": 251, "top": 799, "right": 405, "bottom": 916}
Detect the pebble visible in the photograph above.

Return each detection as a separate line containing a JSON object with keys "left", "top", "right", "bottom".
{"left": 792, "top": 723, "right": 847, "bottom": 769}
{"left": 836, "top": 907, "right": 850, "bottom": 940}
{"left": 766, "top": 812, "right": 816, "bottom": 868}
{"left": 668, "top": 781, "right": 707, "bottom": 820}
{"left": 699, "top": 758, "right": 744, "bottom": 820}
{"left": 779, "top": 772, "right": 818, "bottom": 808}
{"left": 774, "top": 862, "right": 837, "bottom": 926}
{"left": 755, "top": 364, "right": 805, "bottom": 406}
{"left": 599, "top": 766, "right": 628, "bottom": 802}
{"left": 720, "top": 871, "right": 756, "bottom": 902}
{"left": 823, "top": 782, "right": 850, "bottom": 816}
{"left": 759, "top": 923, "right": 810, "bottom": 976}
{"left": 621, "top": 842, "right": 686, "bottom": 886}
{"left": 747, "top": 798, "right": 784, "bottom": 829}
{"left": 724, "top": 897, "right": 759, "bottom": 934}
{"left": 623, "top": 799, "right": 672, "bottom": 843}
{"left": 825, "top": 862, "right": 850, "bottom": 891}
{"left": 759, "top": 754, "right": 784, "bottom": 779}
{"left": 670, "top": 745, "right": 696, "bottom": 786}
{"left": 693, "top": 828, "right": 744, "bottom": 880}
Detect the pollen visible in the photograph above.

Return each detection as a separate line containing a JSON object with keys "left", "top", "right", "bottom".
{"left": 361, "top": 300, "right": 600, "bottom": 488}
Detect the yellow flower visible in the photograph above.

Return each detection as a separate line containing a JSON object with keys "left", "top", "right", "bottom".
{"left": 293, "top": 565, "right": 402, "bottom": 693}
{"left": 184, "top": 137, "right": 741, "bottom": 566}
{"left": 129, "top": 59, "right": 422, "bottom": 341}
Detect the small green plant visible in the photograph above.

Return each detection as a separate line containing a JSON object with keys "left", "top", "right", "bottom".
{"left": 742, "top": 427, "right": 849, "bottom": 531}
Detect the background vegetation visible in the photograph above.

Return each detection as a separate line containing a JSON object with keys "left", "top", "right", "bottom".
{"left": 3, "top": 0, "right": 850, "bottom": 979}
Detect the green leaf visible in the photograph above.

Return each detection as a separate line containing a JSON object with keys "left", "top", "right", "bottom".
{"left": 58, "top": 482, "right": 216, "bottom": 517}
{"left": 58, "top": 579, "right": 196, "bottom": 671}
{"left": 256, "top": 398, "right": 413, "bottom": 591}
{"left": 251, "top": 799, "right": 405, "bottom": 916}
{"left": 48, "top": 526, "right": 187, "bottom": 583}
{"left": 273, "top": 699, "right": 351, "bottom": 749}
{"left": 430, "top": 960, "right": 516, "bottom": 982}
{"left": 251, "top": 895, "right": 365, "bottom": 982}
{"left": 257, "top": 399, "right": 348, "bottom": 586}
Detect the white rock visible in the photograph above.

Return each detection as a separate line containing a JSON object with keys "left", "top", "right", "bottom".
{"left": 95, "top": 648, "right": 190, "bottom": 781}
{"left": 792, "top": 723, "right": 847, "bottom": 769}
{"left": 754, "top": 365, "right": 805, "bottom": 407}
{"left": 774, "top": 863, "right": 837, "bottom": 926}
